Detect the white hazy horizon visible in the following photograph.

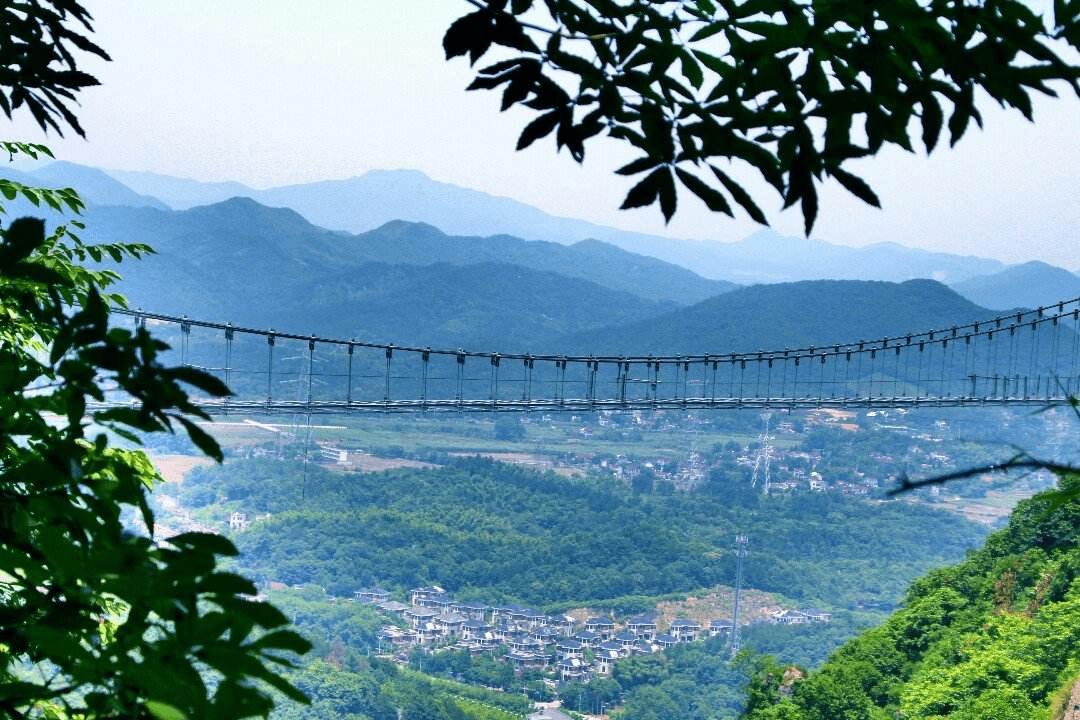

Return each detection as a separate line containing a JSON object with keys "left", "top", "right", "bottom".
{"left": 4, "top": 2, "right": 1079, "bottom": 269}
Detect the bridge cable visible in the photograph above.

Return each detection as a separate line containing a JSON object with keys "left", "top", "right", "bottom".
{"left": 842, "top": 348, "right": 851, "bottom": 401}
{"left": 524, "top": 355, "right": 534, "bottom": 403}
{"left": 266, "top": 332, "right": 275, "bottom": 404}
{"left": 891, "top": 340, "right": 899, "bottom": 400}
{"left": 791, "top": 354, "right": 799, "bottom": 400}
{"left": 558, "top": 357, "right": 567, "bottom": 405}
{"left": 1029, "top": 318, "right": 1041, "bottom": 400}
{"left": 180, "top": 318, "right": 191, "bottom": 367}
{"left": 830, "top": 348, "right": 839, "bottom": 400}
{"left": 766, "top": 354, "right": 775, "bottom": 403}
{"left": 455, "top": 351, "right": 465, "bottom": 405}
{"left": 915, "top": 338, "right": 924, "bottom": 402}
{"left": 970, "top": 328, "right": 980, "bottom": 397}
{"left": 1072, "top": 311, "right": 1080, "bottom": 396}
{"left": 738, "top": 357, "right": 746, "bottom": 403}
{"left": 710, "top": 359, "right": 718, "bottom": 403}
{"left": 901, "top": 339, "right": 910, "bottom": 400}
{"left": 941, "top": 334, "right": 950, "bottom": 398}
{"left": 683, "top": 358, "right": 691, "bottom": 401}
{"left": 1050, "top": 314, "right": 1062, "bottom": 400}
{"left": 421, "top": 349, "right": 430, "bottom": 405}
{"left": 308, "top": 337, "right": 316, "bottom": 406}
{"left": 1002, "top": 325, "right": 1010, "bottom": 399}
{"left": 855, "top": 344, "right": 864, "bottom": 399}
{"left": 224, "top": 324, "right": 234, "bottom": 401}
{"left": 346, "top": 343, "right": 354, "bottom": 406}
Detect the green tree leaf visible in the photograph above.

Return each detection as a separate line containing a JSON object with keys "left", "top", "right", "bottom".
{"left": 445, "top": 0, "right": 1080, "bottom": 233}
{"left": 830, "top": 167, "right": 881, "bottom": 208}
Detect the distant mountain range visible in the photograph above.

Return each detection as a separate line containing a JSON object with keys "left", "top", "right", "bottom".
{"left": 76, "top": 199, "right": 706, "bottom": 349}
{"left": 949, "top": 261, "right": 1080, "bottom": 311}
{"left": 5, "top": 160, "right": 1079, "bottom": 354}
{"left": 73, "top": 198, "right": 1007, "bottom": 355}
{"left": 80, "top": 195, "right": 730, "bottom": 309}
{"left": 19, "top": 161, "right": 1057, "bottom": 287}
{"left": 557, "top": 279, "right": 1001, "bottom": 356}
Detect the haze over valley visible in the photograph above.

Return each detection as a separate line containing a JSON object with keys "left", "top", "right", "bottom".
{"left": 27, "top": 160, "right": 1075, "bottom": 718}
{"left": 8, "top": 6, "right": 1080, "bottom": 720}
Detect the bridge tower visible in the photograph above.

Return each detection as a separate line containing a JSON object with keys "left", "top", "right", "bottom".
{"left": 750, "top": 413, "right": 772, "bottom": 494}
{"left": 730, "top": 534, "right": 749, "bottom": 658}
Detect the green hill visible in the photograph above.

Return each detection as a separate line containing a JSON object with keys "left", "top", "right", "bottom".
{"left": 743, "top": 476, "right": 1080, "bottom": 720}
{"left": 951, "top": 260, "right": 1080, "bottom": 311}
{"left": 80, "top": 199, "right": 732, "bottom": 320}
{"left": 559, "top": 279, "right": 999, "bottom": 355}
{"left": 279, "top": 260, "right": 677, "bottom": 350}
{"left": 181, "top": 455, "right": 987, "bottom": 611}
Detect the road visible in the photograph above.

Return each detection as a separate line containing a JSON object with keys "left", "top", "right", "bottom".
{"left": 529, "top": 702, "right": 573, "bottom": 720}
{"left": 1065, "top": 678, "right": 1080, "bottom": 720}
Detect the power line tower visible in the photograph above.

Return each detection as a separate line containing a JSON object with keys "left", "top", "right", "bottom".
{"left": 730, "top": 534, "right": 749, "bottom": 658}
{"left": 750, "top": 413, "right": 772, "bottom": 494}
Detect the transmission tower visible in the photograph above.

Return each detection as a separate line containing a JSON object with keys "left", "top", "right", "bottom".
{"left": 730, "top": 534, "right": 748, "bottom": 657}
{"left": 750, "top": 413, "right": 772, "bottom": 493}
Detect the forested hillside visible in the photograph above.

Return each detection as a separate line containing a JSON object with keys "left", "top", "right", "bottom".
{"left": 77, "top": 198, "right": 730, "bottom": 318}
{"left": 51, "top": 162, "right": 1014, "bottom": 286}
{"left": 275, "top": 653, "right": 529, "bottom": 720}
{"left": 561, "top": 279, "right": 999, "bottom": 355}
{"left": 743, "top": 477, "right": 1080, "bottom": 720}
{"left": 950, "top": 260, "right": 1080, "bottom": 311}
{"left": 174, "top": 456, "right": 987, "bottom": 610}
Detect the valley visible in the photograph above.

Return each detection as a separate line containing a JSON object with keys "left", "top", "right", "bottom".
{"left": 143, "top": 399, "right": 1064, "bottom": 718}
{"left": 6, "top": 6, "right": 1080, "bottom": 718}
{"left": 10, "top": 159, "right": 1080, "bottom": 719}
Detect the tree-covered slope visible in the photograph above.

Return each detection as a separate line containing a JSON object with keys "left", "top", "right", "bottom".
{"left": 744, "top": 478, "right": 1080, "bottom": 720}
{"left": 951, "top": 260, "right": 1080, "bottom": 311}
{"left": 277, "top": 260, "right": 678, "bottom": 350}
{"left": 557, "top": 279, "right": 1000, "bottom": 355}
{"left": 328, "top": 220, "right": 736, "bottom": 305}
{"left": 79, "top": 198, "right": 731, "bottom": 317}
{"left": 181, "top": 456, "right": 987, "bottom": 611}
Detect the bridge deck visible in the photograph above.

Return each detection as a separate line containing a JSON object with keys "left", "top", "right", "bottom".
{"left": 108, "top": 299, "right": 1080, "bottom": 413}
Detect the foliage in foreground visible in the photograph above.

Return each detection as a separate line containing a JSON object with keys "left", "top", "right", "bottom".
{"left": 1, "top": 5, "right": 312, "bottom": 715}
{"left": 0, "top": 158, "right": 311, "bottom": 718}
{"left": 743, "top": 475, "right": 1080, "bottom": 720}
{"left": 447, "top": 0, "right": 1080, "bottom": 233}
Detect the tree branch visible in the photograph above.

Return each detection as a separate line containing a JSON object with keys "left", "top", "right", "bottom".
{"left": 887, "top": 455, "right": 1080, "bottom": 497}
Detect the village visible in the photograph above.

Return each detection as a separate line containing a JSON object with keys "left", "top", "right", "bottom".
{"left": 359, "top": 585, "right": 831, "bottom": 684}
{"left": 303, "top": 407, "right": 966, "bottom": 500}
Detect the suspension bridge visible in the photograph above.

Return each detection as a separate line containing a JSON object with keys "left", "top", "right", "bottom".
{"left": 109, "top": 297, "right": 1080, "bottom": 415}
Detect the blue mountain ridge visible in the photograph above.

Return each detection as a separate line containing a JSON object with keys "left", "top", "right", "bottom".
{"left": 33, "top": 162, "right": 1014, "bottom": 286}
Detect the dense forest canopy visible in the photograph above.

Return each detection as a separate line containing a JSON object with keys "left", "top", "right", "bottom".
{"left": 185, "top": 455, "right": 988, "bottom": 610}
{"left": 743, "top": 476, "right": 1080, "bottom": 720}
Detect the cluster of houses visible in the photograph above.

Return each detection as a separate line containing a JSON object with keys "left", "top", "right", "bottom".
{"left": 228, "top": 510, "right": 271, "bottom": 530}
{"left": 552, "top": 408, "right": 943, "bottom": 497}
{"left": 359, "top": 586, "right": 829, "bottom": 683}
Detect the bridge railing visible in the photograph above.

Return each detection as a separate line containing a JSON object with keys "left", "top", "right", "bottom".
{"left": 105, "top": 299, "right": 1080, "bottom": 413}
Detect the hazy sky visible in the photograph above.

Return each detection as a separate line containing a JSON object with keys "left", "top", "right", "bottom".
{"left": 8, "top": 2, "right": 1080, "bottom": 268}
